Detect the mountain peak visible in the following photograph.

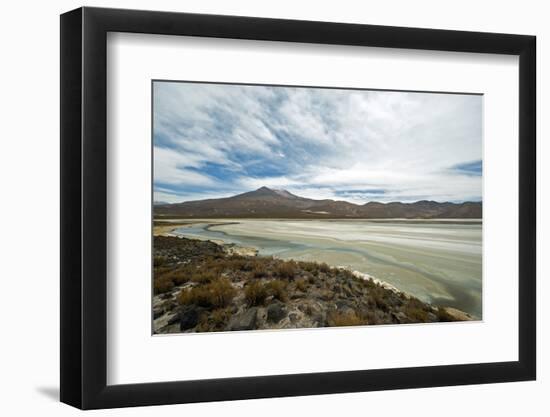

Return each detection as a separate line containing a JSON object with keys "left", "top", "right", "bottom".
{"left": 155, "top": 187, "right": 482, "bottom": 219}
{"left": 232, "top": 186, "right": 302, "bottom": 200}
{"left": 256, "top": 186, "right": 273, "bottom": 192}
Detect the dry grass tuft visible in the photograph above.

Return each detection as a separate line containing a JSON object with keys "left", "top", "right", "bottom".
{"left": 275, "top": 260, "right": 297, "bottom": 279}
{"left": 295, "top": 279, "right": 308, "bottom": 292}
{"left": 177, "top": 278, "right": 236, "bottom": 308}
{"left": 327, "top": 310, "right": 366, "bottom": 327}
{"left": 265, "top": 280, "right": 288, "bottom": 302}
{"left": 244, "top": 281, "right": 269, "bottom": 306}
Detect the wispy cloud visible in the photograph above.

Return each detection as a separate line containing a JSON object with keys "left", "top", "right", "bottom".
{"left": 450, "top": 160, "right": 483, "bottom": 176}
{"left": 153, "top": 82, "right": 482, "bottom": 204}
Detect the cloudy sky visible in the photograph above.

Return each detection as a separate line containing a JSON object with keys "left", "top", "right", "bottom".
{"left": 153, "top": 81, "right": 482, "bottom": 204}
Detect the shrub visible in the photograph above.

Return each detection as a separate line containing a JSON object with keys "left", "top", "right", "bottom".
{"left": 319, "top": 262, "right": 331, "bottom": 273}
{"left": 320, "top": 289, "right": 335, "bottom": 301}
{"left": 374, "top": 297, "right": 389, "bottom": 312}
{"left": 405, "top": 307, "right": 428, "bottom": 322}
{"left": 242, "top": 260, "right": 257, "bottom": 272}
{"left": 196, "top": 307, "right": 231, "bottom": 332}
{"left": 190, "top": 270, "right": 217, "bottom": 283}
{"left": 178, "top": 286, "right": 211, "bottom": 307}
{"left": 402, "top": 298, "right": 430, "bottom": 322}
{"left": 172, "top": 273, "right": 189, "bottom": 286}
{"left": 251, "top": 262, "right": 267, "bottom": 278}
{"left": 295, "top": 279, "right": 308, "bottom": 292}
{"left": 210, "top": 307, "right": 231, "bottom": 326}
{"left": 327, "top": 310, "right": 366, "bottom": 327}
{"left": 154, "top": 256, "right": 168, "bottom": 267}
{"left": 275, "top": 261, "right": 297, "bottom": 279}
{"left": 339, "top": 269, "right": 356, "bottom": 280}
{"left": 202, "top": 255, "right": 246, "bottom": 274}
{"left": 209, "top": 278, "right": 237, "bottom": 308}
{"left": 367, "top": 284, "right": 392, "bottom": 312}
{"left": 154, "top": 264, "right": 202, "bottom": 295}
{"left": 265, "top": 280, "right": 288, "bottom": 302}
{"left": 299, "top": 261, "right": 319, "bottom": 274}
{"left": 159, "top": 267, "right": 191, "bottom": 286}
{"left": 153, "top": 277, "right": 175, "bottom": 294}
{"left": 177, "top": 278, "right": 236, "bottom": 308}
{"left": 364, "top": 278, "right": 377, "bottom": 289}
{"left": 244, "top": 281, "right": 269, "bottom": 306}
{"left": 360, "top": 309, "right": 378, "bottom": 325}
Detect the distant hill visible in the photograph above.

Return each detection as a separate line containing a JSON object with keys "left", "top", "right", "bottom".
{"left": 154, "top": 186, "right": 482, "bottom": 219}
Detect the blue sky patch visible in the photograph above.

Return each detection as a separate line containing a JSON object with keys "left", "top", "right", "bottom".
{"left": 153, "top": 81, "right": 482, "bottom": 204}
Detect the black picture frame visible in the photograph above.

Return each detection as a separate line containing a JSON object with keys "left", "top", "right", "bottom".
{"left": 60, "top": 6, "right": 536, "bottom": 410}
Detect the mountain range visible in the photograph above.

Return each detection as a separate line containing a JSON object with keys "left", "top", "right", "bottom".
{"left": 154, "top": 187, "right": 482, "bottom": 219}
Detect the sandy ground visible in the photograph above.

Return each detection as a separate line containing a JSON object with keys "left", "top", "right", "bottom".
{"left": 154, "top": 220, "right": 259, "bottom": 256}
{"left": 153, "top": 221, "right": 196, "bottom": 236}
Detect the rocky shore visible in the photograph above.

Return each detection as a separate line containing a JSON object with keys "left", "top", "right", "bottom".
{"left": 153, "top": 235, "right": 474, "bottom": 334}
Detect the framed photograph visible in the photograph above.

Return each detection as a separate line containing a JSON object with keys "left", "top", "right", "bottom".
{"left": 60, "top": 6, "right": 536, "bottom": 409}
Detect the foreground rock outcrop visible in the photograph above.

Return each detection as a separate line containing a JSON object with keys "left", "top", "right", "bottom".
{"left": 153, "top": 236, "right": 473, "bottom": 334}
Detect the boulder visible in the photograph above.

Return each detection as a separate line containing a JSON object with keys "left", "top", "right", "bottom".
{"left": 179, "top": 305, "right": 204, "bottom": 330}
{"left": 228, "top": 308, "right": 258, "bottom": 331}
{"left": 266, "top": 302, "right": 286, "bottom": 323}
{"left": 168, "top": 313, "right": 181, "bottom": 325}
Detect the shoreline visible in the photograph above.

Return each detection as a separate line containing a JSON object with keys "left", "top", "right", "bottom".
{"left": 154, "top": 217, "right": 482, "bottom": 224}
{"left": 155, "top": 221, "right": 426, "bottom": 299}
{"left": 154, "top": 222, "right": 475, "bottom": 321}
{"left": 153, "top": 220, "right": 199, "bottom": 236}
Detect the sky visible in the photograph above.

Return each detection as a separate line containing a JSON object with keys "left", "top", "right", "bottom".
{"left": 153, "top": 81, "right": 482, "bottom": 204}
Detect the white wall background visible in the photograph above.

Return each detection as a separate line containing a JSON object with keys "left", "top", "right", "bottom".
{"left": 0, "top": 0, "right": 545, "bottom": 415}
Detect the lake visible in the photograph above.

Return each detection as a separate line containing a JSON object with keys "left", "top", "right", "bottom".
{"left": 173, "top": 219, "right": 482, "bottom": 318}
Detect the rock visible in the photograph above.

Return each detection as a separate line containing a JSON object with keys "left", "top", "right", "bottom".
{"left": 266, "top": 302, "right": 286, "bottom": 323}
{"left": 228, "top": 308, "right": 258, "bottom": 331}
{"left": 392, "top": 312, "right": 408, "bottom": 323}
{"left": 289, "top": 313, "right": 298, "bottom": 323}
{"left": 162, "top": 324, "right": 181, "bottom": 334}
{"left": 291, "top": 290, "right": 306, "bottom": 299}
{"left": 334, "top": 301, "right": 355, "bottom": 318}
{"left": 442, "top": 307, "right": 474, "bottom": 321}
{"left": 179, "top": 306, "right": 204, "bottom": 330}
{"left": 312, "top": 313, "right": 326, "bottom": 327}
{"left": 153, "top": 313, "right": 179, "bottom": 333}
{"left": 335, "top": 300, "right": 354, "bottom": 310}
{"left": 342, "top": 287, "right": 353, "bottom": 298}
{"left": 257, "top": 307, "right": 268, "bottom": 322}
{"left": 168, "top": 313, "right": 181, "bottom": 325}
{"left": 318, "top": 290, "right": 334, "bottom": 301}
{"left": 153, "top": 309, "right": 164, "bottom": 320}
